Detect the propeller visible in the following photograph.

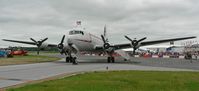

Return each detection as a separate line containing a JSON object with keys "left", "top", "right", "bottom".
{"left": 30, "top": 38, "right": 48, "bottom": 55}
{"left": 58, "top": 35, "right": 65, "bottom": 54}
{"left": 101, "top": 35, "right": 112, "bottom": 49}
{"left": 124, "top": 35, "right": 147, "bottom": 55}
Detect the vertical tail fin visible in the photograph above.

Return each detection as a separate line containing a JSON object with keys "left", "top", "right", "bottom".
{"left": 103, "top": 25, "right": 108, "bottom": 42}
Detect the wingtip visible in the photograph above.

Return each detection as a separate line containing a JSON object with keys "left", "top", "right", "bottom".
{"left": 190, "top": 36, "right": 197, "bottom": 39}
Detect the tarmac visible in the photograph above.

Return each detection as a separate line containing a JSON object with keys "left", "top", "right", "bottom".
{"left": 0, "top": 55, "right": 199, "bottom": 89}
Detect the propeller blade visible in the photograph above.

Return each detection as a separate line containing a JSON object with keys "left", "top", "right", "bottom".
{"left": 30, "top": 38, "right": 37, "bottom": 43}
{"left": 30, "top": 38, "right": 46, "bottom": 55}
{"left": 61, "top": 35, "right": 65, "bottom": 44}
{"left": 101, "top": 35, "right": 106, "bottom": 43}
{"left": 104, "top": 25, "right": 106, "bottom": 37}
{"left": 138, "top": 37, "right": 147, "bottom": 42}
{"left": 58, "top": 35, "right": 66, "bottom": 55}
{"left": 41, "top": 38, "right": 48, "bottom": 43}
{"left": 124, "top": 35, "right": 133, "bottom": 42}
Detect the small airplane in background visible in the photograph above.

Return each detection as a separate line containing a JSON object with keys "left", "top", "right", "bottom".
{"left": 3, "top": 21, "right": 196, "bottom": 64}
{"left": 123, "top": 44, "right": 185, "bottom": 53}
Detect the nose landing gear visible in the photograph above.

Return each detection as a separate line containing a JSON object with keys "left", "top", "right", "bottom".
{"left": 65, "top": 56, "right": 78, "bottom": 65}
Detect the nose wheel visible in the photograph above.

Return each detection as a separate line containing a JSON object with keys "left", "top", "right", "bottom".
{"left": 65, "top": 56, "right": 78, "bottom": 65}
{"left": 107, "top": 57, "right": 115, "bottom": 63}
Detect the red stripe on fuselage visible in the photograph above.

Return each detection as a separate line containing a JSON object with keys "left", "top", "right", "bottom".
{"left": 74, "top": 39, "right": 92, "bottom": 43}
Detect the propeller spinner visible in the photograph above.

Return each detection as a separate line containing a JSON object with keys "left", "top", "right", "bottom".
{"left": 124, "top": 35, "right": 147, "bottom": 55}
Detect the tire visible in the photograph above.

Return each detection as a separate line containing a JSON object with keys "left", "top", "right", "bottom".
{"left": 72, "top": 57, "right": 78, "bottom": 65}
{"left": 111, "top": 57, "right": 115, "bottom": 63}
{"left": 65, "top": 57, "right": 70, "bottom": 63}
{"left": 107, "top": 57, "right": 111, "bottom": 63}
{"left": 69, "top": 57, "right": 73, "bottom": 63}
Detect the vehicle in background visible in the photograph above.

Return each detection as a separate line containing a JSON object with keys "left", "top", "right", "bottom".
{"left": 0, "top": 49, "right": 13, "bottom": 58}
{"left": 8, "top": 47, "right": 28, "bottom": 56}
{"left": 185, "top": 52, "right": 192, "bottom": 59}
{"left": 0, "top": 50, "right": 7, "bottom": 57}
{"left": 10, "top": 50, "right": 28, "bottom": 56}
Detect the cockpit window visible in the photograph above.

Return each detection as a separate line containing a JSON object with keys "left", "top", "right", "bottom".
{"left": 69, "top": 30, "right": 84, "bottom": 35}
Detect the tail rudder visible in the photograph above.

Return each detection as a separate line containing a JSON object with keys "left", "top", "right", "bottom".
{"left": 103, "top": 25, "right": 108, "bottom": 42}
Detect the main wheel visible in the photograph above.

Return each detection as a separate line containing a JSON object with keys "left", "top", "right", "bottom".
{"left": 69, "top": 57, "right": 73, "bottom": 63}
{"left": 72, "top": 57, "right": 78, "bottom": 65}
{"left": 111, "top": 57, "right": 115, "bottom": 63}
{"left": 65, "top": 57, "right": 70, "bottom": 63}
{"left": 107, "top": 57, "right": 111, "bottom": 63}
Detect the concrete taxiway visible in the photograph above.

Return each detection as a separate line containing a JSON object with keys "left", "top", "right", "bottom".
{"left": 0, "top": 56, "right": 198, "bottom": 89}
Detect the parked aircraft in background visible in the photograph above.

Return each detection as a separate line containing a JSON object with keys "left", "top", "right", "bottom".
{"left": 123, "top": 44, "right": 184, "bottom": 53}
{"left": 3, "top": 21, "right": 196, "bottom": 64}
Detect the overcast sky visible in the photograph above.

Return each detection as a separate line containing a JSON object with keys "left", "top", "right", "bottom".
{"left": 0, "top": 0, "right": 198, "bottom": 47}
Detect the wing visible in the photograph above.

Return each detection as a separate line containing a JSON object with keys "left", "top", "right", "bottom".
{"left": 47, "top": 44, "right": 58, "bottom": 47}
{"left": 140, "top": 36, "right": 196, "bottom": 46}
{"left": 2, "top": 39, "right": 58, "bottom": 47}
{"left": 2, "top": 39, "right": 36, "bottom": 45}
{"left": 112, "top": 36, "right": 196, "bottom": 50}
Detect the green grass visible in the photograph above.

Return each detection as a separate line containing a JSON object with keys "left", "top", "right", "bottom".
{"left": 0, "top": 55, "right": 61, "bottom": 66}
{"left": 7, "top": 71, "right": 199, "bottom": 91}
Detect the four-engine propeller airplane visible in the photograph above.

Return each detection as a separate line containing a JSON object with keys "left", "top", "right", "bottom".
{"left": 2, "top": 22, "right": 196, "bottom": 64}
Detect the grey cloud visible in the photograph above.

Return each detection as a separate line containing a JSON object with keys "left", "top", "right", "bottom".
{"left": 0, "top": 0, "right": 199, "bottom": 47}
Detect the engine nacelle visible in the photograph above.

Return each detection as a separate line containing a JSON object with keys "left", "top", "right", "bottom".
{"left": 131, "top": 43, "right": 141, "bottom": 50}
{"left": 63, "top": 45, "right": 71, "bottom": 50}
{"left": 136, "top": 43, "right": 141, "bottom": 49}
{"left": 40, "top": 43, "right": 48, "bottom": 49}
{"left": 61, "top": 44, "right": 78, "bottom": 54}
{"left": 105, "top": 47, "right": 114, "bottom": 53}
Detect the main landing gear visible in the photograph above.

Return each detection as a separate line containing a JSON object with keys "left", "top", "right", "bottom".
{"left": 107, "top": 57, "right": 115, "bottom": 63}
{"left": 65, "top": 56, "right": 78, "bottom": 65}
